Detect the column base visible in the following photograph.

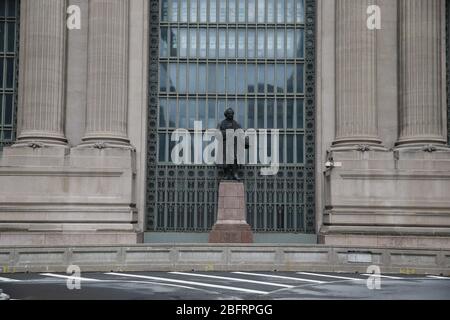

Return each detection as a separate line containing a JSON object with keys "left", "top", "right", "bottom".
{"left": 209, "top": 224, "right": 253, "bottom": 243}
{"left": 331, "top": 138, "right": 386, "bottom": 152}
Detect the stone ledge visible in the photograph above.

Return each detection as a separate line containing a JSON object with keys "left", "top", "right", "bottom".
{"left": 0, "top": 244, "right": 448, "bottom": 275}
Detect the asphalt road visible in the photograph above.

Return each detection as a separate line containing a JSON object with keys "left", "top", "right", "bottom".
{"left": 1, "top": 271, "right": 450, "bottom": 300}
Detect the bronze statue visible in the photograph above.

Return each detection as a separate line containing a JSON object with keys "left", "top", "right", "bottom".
{"left": 217, "top": 108, "right": 247, "bottom": 181}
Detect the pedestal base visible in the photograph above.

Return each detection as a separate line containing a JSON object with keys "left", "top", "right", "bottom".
{"left": 209, "top": 181, "right": 253, "bottom": 244}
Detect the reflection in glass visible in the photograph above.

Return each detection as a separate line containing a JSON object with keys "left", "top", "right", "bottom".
{"left": 287, "top": 135, "right": 294, "bottom": 163}
{"left": 219, "top": 0, "right": 227, "bottom": 23}
{"left": 248, "top": 99, "right": 255, "bottom": 128}
{"left": 170, "top": 0, "right": 178, "bottom": 22}
{"left": 160, "top": 27, "right": 168, "bottom": 57}
{"left": 159, "top": 134, "right": 166, "bottom": 162}
{"left": 276, "top": 64, "right": 285, "bottom": 93}
{"left": 198, "top": 64, "right": 207, "bottom": 93}
{"left": 277, "top": 99, "right": 284, "bottom": 129}
{"left": 180, "top": 0, "right": 188, "bottom": 22}
{"left": 208, "top": 100, "right": 216, "bottom": 128}
{"left": 188, "top": 99, "right": 196, "bottom": 129}
{"left": 286, "top": 0, "right": 295, "bottom": 23}
{"left": 208, "top": 29, "right": 217, "bottom": 58}
{"left": 179, "top": 28, "right": 188, "bottom": 57}
{"left": 188, "top": 64, "right": 196, "bottom": 93}
{"left": 267, "top": 0, "right": 275, "bottom": 23}
{"left": 248, "top": 29, "right": 256, "bottom": 58}
{"left": 209, "top": 0, "right": 217, "bottom": 23}
{"left": 179, "top": 63, "right": 187, "bottom": 93}
{"left": 228, "top": 29, "right": 236, "bottom": 58}
{"left": 257, "top": 0, "right": 265, "bottom": 23}
{"left": 248, "top": 0, "right": 256, "bottom": 23}
{"left": 296, "top": 0, "right": 305, "bottom": 24}
{"left": 257, "top": 65, "right": 265, "bottom": 93}
{"left": 199, "top": 0, "right": 207, "bottom": 23}
{"left": 237, "top": 99, "right": 245, "bottom": 128}
{"left": 297, "top": 99, "right": 304, "bottom": 128}
{"left": 278, "top": 135, "right": 284, "bottom": 163}
{"left": 168, "top": 63, "right": 177, "bottom": 92}
{"left": 159, "top": 98, "right": 167, "bottom": 127}
{"left": 277, "top": 29, "right": 285, "bottom": 59}
{"left": 161, "top": 0, "right": 169, "bottom": 21}
{"left": 218, "top": 99, "right": 227, "bottom": 117}
{"left": 238, "top": 30, "right": 245, "bottom": 58}
{"left": 296, "top": 29, "right": 304, "bottom": 58}
{"left": 189, "top": 0, "right": 197, "bottom": 23}
{"left": 257, "top": 100, "right": 265, "bottom": 128}
{"left": 277, "top": 0, "right": 285, "bottom": 23}
{"left": 286, "top": 64, "right": 294, "bottom": 93}
{"left": 227, "top": 64, "right": 236, "bottom": 94}
{"left": 208, "top": 64, "right": 216, "bottom": 93}
{"left": 219, "top": 29, "right": 226, "bottom": 58}
{"left": 238, "top": 0, "right": 246, "bottom": 23}
{"left": 266, "top": 64, "right": 275, "bottom": 93}
{"left": 160, "top": 63, "right": 167, "bottom": 92}
{"left": 286, "top": 29, "right": 295, "bottom": 58}
{"left": 267, "top": 99, "right": 274, "bottom": 128}
{"left": 179, "top": 99, "right": 187, "bottom": 128}
{"left": 257, "top": 30, "right": 264, "bottom": 58}
{"left": 237, "top": 65, "right": 246, "bottom": 94}
{"left": 217, "top": 64, "right": 225, "bottom": 92}
{"left": 247, "top": 64, "right": 256, "bottom": 93}
{"left": 189, "top": 29, "right": 197, "bottom": 58}
{"left": 199, "top": 29, "right": 207, "bottom": 58}
{"left": 229, "top": 0, "right": 236, "bottom": 23}
{"left": 286, "top": 99, "right": 294, "bottom": 128}
{"left": 170, "top": 28, "right": 178, "bottom": 57}
{"left": 168, "top": 99, "right": 177, "bottom": 127}
{"left": 267, "top": 30, "right": 275, "bottom": 59}
{"left": 296, "top": 64, "right": 304, "bottom": 93}
{"left": 198, "top": 99, "right": 207, "bottom": 124}
{"left": 297, "top": 135, "right": 304, "bottom": 163}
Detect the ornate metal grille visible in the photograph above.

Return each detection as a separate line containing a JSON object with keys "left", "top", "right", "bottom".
{"left": 147, "top": 0, "right": 315, "bottom": 233}
{"left": 0, "top": 0, "right": 19, "bottom": 148}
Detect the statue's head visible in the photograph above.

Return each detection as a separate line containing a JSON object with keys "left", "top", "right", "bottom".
{"left": 224, "top": 108, "right": 235, "bottom": 121}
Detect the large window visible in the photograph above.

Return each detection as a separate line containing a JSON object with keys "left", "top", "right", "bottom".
{"left": 0, "top": 0, "right": 18, "bottom": 147}
{"left": 147, "top": 0, "right": 315, "bottom": 234}
{"left": 158, "top": 0, "right": 305, "bottom": 164}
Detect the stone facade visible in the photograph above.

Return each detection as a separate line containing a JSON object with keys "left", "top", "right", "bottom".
{"left": 0, "top": 0, "right": 449, "bottom": 248}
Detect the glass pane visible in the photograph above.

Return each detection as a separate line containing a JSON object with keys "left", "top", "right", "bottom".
{"left": 267, "top": 99, "right": 274, "bottom": 128}
{"left": 168, "top": 63, "right": 177, "bottom": 92}
{"left": 248, "top": 0, "right": 256, "bottom": 23}
{"left": 248, "top": 29, "right": 256, "bottom": 58}
{"left": 217, "top": 63, "right": 225, "bottom": 92}
{"left": 199, "top": 0, "right": 207, "bottom": 22}
{"left": 237, "top": 30, "right": 245, "bottom": 58}
{"left": 257, "top": 0, "right": 265, "bottom": 23}
{"left": 188, "top": 63, "right": 196, "bottom": 93}
{"left": 219, "top": 0, "right": 227, "bottom": 23}
{"left": 179, "top": 28, "right": 188, "bottom": 57}
{"left": 208, "top": 63, "right": 216, "bottom": 93}
{"left": 5, "top": 94, "right": 12, "bottom": 125}
{"left": 180, "top": 0, "right": 188, "bottom": 22}
{"left": 160, "top": 27, "right": 168, "bottom": 57}
{"left": 209, "top": 0, "right": 217, "bottom": 23}
{"left": 277, "top": 0, "right": 285, "bottom": 23}
{"left": 296, "top": 0, "right": 305, "bottom": 24}
{"left": 190, "top": 0, "right": 198, "bottom": 23}
{"left": 208, "top": 29, "right": 217, "bottom": 58}
{"left": 276, "top": 29, "right": 285, "bottom": 59}
{"left": 248, "top": 99, "right": 255, "bottom": 128}
{"left": 161, "top": 0, "right": 169, "bottom": 21}
{"left": 276, "top": 64, "right": 285, "bottom": 93}
{"left": 276, "top": 99, "right": 284, "bottom": 129}
{"left": 170, "top": 28, "right": 178, "bottom": 57}
{"left": 208, "top": 99, "right": 216, "bottom": 128}
{"left": 296, "top": 29, "right": 304, "bottom": 58}
{"left": 170, "top": 0, "right": 178, "bottom": 22}
{"left": 267, "top": 0, "right": 275, "bottom": 23}
{"left": 278, "top": 134, "right": 284, "bottom": 163}
{"left": 296, "top": 135, "right": 304, "bottom": 163}
{"left": 287, "top": 135, "right": 294, "bottom": 163}
{"left": 296, "top": 64, "right": 304, "bottom": 93}
{"left": 267, "top": 30, "right": 275, "bottom": 59}
{"left": 286, "top": 64, "right": 294, "bottom": 93}
{"left": 247, "top": 63, "right": 256, "bottom": 93}
{"left": 159, "top": 134, "right": 167, "bottom": 162}
{"left": 198, "top": 64, "right": 207, "bottom": 93}
{"left": 218, "top": 29, "right": 226, "bottom": 58}
{"left": 199, "top": 29, "right": 207, "bottom": 57}
{"left": 168, "top": 99, "right": 177, "bottom": 127}
{"left": 179, "top": 99, "right": 187, "bottom": 128}
{"left": 160, "top": 63, "right": 167, "bottom": 92}
{"left": 257, "top": 29, "right": 265, "bottom": 58}
{"left": 237, "top": 64, "right": 246, "bottom": 94}
{"left": 188, "top": 99, "right": 196, "bottom": 129}
{"left": 237, "top": 99, "right": 245, "bottom": 127}
{"left": 266, "top": 64, "right": 275, "bottom": 93}
{"left": 286, "top": 29, "right": 295, "bottom": 58}
{"left": 296, "top": 99, "right": 304, "bottom": 128}
{"left": 198, "top": 99, "right": 207, "bottom": 124}
{"left": 179, "top": 63, "right": 187, "bottom": 93}
{"left": 229, "top": 0, "right": 236, "bottom": 23}
{"left": 189, "top": 29, "right": 197, "bottom": 57}
{"left": 257, "top": 99, "right": 265, "bottom": 128}
{"left": 286, "top": 0, "right": 295, "bottom": 23}
{"left": 228, "top": 29, "right": 236, "bottom": 58}
{"left": 238, "top": 0, "right": 246, "bottom": 23}
{"left": 159, "top": 98, "right": 167, "bottom": 127}
{"left": 286, "top": 99, "right": 294, "bottom": 128}
{"left": 227, "top": 64, "right": 236, "bottom": 94}
{"left": 257, "top": 64, "right": 265, "bottom": 93}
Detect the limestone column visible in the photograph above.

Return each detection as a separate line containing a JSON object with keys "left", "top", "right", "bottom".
{"left": 16, "top": 0, "right": 67, "bottom": 146}
{"left": 81, "top": 0, "right": 130, "bottom": 146}
{"left": 397, "top": 0, "right": 447, "bottom": 146}
{"left": 333, "top": 0, "right": 382, "bottom": 147}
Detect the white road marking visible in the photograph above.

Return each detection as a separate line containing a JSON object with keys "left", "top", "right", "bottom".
{"left": 0, "top": 276, "right": 20, "bottom": 282}
{"left": 426, "top": 275, "right": 450, "bottom": 280}
{"left": 106, "top": 272, "right": 269, "bottom": 294}
{"left": 232, "top": 272, "right": 325, "bottom": 284}
{"left": 297, "top": 272, "right": 363, "bottom": 281}
{"left": 40, "top": 273, "right": 103, "bottom": 282}
{"left": 170, "top": 272, "right": 294, "bottom": 288}
{"left": 362, "top": 274, "right": 403, "bottom": 280}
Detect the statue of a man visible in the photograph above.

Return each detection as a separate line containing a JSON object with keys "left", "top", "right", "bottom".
{"left": 217, "top": 108, "right": 245, "bottom": 181}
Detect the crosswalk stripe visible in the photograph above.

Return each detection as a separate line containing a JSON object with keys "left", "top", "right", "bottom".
{"left": 40, "top": 273, "right": 103, "bottom": 282}
{"left": 106, "top": 272, "right": 269, "bottom": 294}
{"left": 170, "top": 272, "right": 294, "bottom": 288}
{"left": 0, "top": 276, "right": 20, "bottom": 282}
{"left": 362, "top": 274, "right": 403, "bottom": 280}
{"left": 297, "top": 272, "right": 363, "bottom": 281}
{"left": 233, "top": 272, "right": 325, "bottom": 284}
{"left": 426, "top": 275, "right": 450, "bottom": 280}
